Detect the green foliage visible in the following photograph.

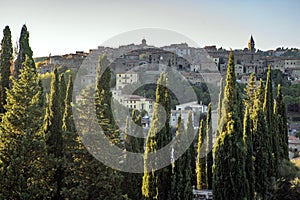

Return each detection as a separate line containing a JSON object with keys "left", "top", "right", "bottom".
{"left": 243, "top": 109, "right": 255, "bottom": 199}
{"left": 282, "top": 83, "right": 300, "bottom": 112}
{"left": 273, "top": 160, "right": 300, "bottom": 200}
{"left": 14, "top": 25, "right": 35, "bottom": 77}
{"left": 275, "top": 84, "right": 289, "bottom": 160}
{"left": 217, "top": 78, "right": 224, "bottom": 136}
{"left": 43, "top": 67, "right": 64, "bottom": 199}
{"left": 213, "top": 51, "right": 249, "bottom": 200}
{"left": 74, "top": 86, "right": 125, "bottom": 200}
{"left": 244, "top": 73, "right": 256, "bottom": 114}
{"left": 271, "top": 69, "right": 291, "bottom": 88}
{"left": 186, "top": 111, "right": 196, "bottom": 186}
{"left": 142, "top": 72, "right": 171, "bottom": 200}
{"left": 251, "top": 98, "right": 269, "bottom": 199}
{"left": 0, "top": 26, "right": 13, "bottom": 114}
{"left": 123, "top": 110, "right": 143, "bottom": 200}
{"left": 196, "top": 119, "right": 207, "bottom": 190}
{"left": 95, "top": 54, "right": 120, "bottom": 145}
{"left": 0, "top": 57, "right": 48, "bottom": 199}
{"left": 206, "top": 104, "right": 213, "bottom": 190}
{"left": 264, "top": 66, "right": 279, "bottom": 178}
{"left": 172, "top": 114, "right": 193, "bottom": 200}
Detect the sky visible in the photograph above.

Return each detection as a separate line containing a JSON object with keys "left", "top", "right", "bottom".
{"left": 0, "top": 0, "right": 300, "bottom": 57}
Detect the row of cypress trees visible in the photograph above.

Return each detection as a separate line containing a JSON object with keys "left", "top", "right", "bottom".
{"left": 140, "top": 71, "right": 214, "bottom": 200}
{"left": 0, "top": 25, "right": 125, "bottom": 199}
{"left": 213, "top": 51, "right": 289, "bottom": 200}
{"left": 0, "top": 24, "right": 290, "bottom": 200}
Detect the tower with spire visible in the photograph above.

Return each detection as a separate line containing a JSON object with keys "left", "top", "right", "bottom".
{"left": 248, "top": 35, "right": 255, "bottom": 52}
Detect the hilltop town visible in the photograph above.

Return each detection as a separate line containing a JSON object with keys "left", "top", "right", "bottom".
{"left": 36, "top": 36, "right": 300, "bottom": 161}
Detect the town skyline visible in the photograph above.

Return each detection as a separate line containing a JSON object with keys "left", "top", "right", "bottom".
{"left": 1, "top": 0, "right": 300, "bottom": 57}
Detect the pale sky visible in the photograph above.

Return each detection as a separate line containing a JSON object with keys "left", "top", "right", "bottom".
{"left": 0, "top": 0, "right": 299, "bottom": 57}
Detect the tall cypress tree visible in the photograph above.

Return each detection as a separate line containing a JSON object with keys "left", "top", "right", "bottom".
{"left": 43, "top": 67, "right": 63, "bottom": 199}
{"left": 276, "top": 84, "right": 289, "bottom": 160}
{"left": 263, "top": 66, "right": 278, "bottom": 178}
{"left": 186, "top": 111, "right": 196, "bottom": 186}
{"left": 243, "top": 109, "right": 255, "bottom": 200}
{"left": 14, "top": 25, "right": 35, "bottom": 77}
{"left": 196, "top": 119, "right": 207, "bottom": 190}
{"left": 123, "top": 110, "right": 143, "bottom": 200}
{"left": 206, "top": 103, "right": 213, "bottom": 190}
{"left": 142, "top": 73, "right": 162, "bottom": 200}
{"left": 73, "top": 85, "right": 124, "bottom": 200}
{"left": 244, "top": 73, "right": 256, "bottom": 114}
{"left": 95, "top": 54, "right": 120, "bottom": 144}
{"left": 61, "top": 76, "right": 86, "bottom": 199}
{"left": 251, "top": 98, "right": 269, "bottom": 199}
{"left": 153, "top": 73, "right": 173, "bottom": 200}
{"left": 217, "top": 78, "right": 224, "bottom": 137}
{"left": 142, "top": 72, "right": 172, "bottom": 200}
{"left": 172, "top": 114, "right": 185, "bottom": 200}
{"left": 172, "top": 114, "right": 193, "bottom": 200}
{"left": 60, "top": 73, "right": 66, "bottom": 114}
{"left": 0, "top": 26, "right": 13, "bottom": 114}
{"left": 213, "top": 51, "right": 249, "bottom": 200}
{"left": 0, "top": 56, "right": 48, "bottom": 199}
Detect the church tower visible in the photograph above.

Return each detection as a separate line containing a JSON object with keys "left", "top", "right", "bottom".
{"left": 248, "top": 35, "right": 255, "bottom": 52}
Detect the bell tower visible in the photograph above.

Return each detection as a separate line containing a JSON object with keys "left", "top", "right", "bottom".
{"left": 248, "top": 35, "right": 255, "bottom": 52}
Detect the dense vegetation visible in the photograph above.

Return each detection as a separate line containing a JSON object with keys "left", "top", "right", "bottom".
{"left": 0, "top": 25, "right": 299, "bottom": 200}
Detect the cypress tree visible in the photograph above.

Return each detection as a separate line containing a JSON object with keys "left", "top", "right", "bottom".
{"left": 213, "top": 51, "right": 249, "bottom": 200}
{"left": 95, "top": 54, "right": 120, "bottom": 144}
{"left": 60, "top": 73, "right": 66, "bottom": 114}
{"left": 172, "top": 114, "right": 185, "bottom": 200}
{"left": 0, "top": 56, "right": 47, "bottom": 199}
{"left": 61, "top": 76, "right": 85, "bottom": 199}
{"left": 186, "top": 111, "right": 196, "bottom": 186}
{"left": 73, "top": 86, "right": 124, "bottom": 199}
{"left": 243, "top": 109, "right": 255, "bottom": 199}
{"left": 276, "top": 84, "right": 289, "bottom": 160}
{"left": 142, "top": 73, "right": 166, "bottom": 200}
{"left": 263, "top": 66, "right": 278, "bottom": 178}
{"left": 251, "top": 98, "right": 269, "bottom": 199}
{"left": 14, "top": 25, "right": 35, "bottom": 77}
{"left": 256, "top": 79, "right": 265, "bottom": 104}
{"left": 142, "top": 72, "right": 173, "bottom": 200}
{"left": 244, "top": 73, "right": 256, "bottom": 114}
{"left": 151, "top": 72, "right": 173, "bottom": 200}
{"left": 206, "top": 103, "right": 213, "bottom": 190}
{"left": 196, "top": 119, "right": 207, "bottom": 190}
{"left": 172, "top": 114, "right": 193, "bottom": 200}
{"left": 123, "top": 110, "right": 143, "bottom": 200}
{"left": 43, "top": 67, "right": 63, "bottom": 199}
{"left": 0, "top": 26, "right": 13, "bottom": 114}
{"left": 217, "top": 78, "right": 224, "bottom": 137}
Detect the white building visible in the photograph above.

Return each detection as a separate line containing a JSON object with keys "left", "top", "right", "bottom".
{"left": 116, "top": 72, "right": 139, "bottom": 90}
{"left": 112, "top": 92, "right": 154, "bottom": 116}
{"left": 176, "top": 101, "right": 208, "bottom": 113}
{"left": 285, "top": 59, "right": 300, "bottom": 70}
{"left": 170, "top": 101, "right": 208, "bottom": 127}
{"left": 162, "top": 43, "right": 191, "bottom": 57}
